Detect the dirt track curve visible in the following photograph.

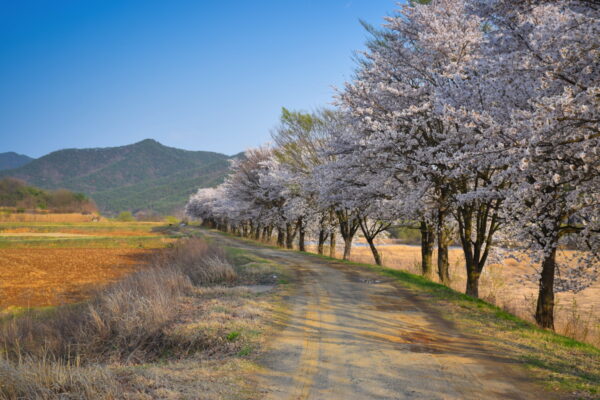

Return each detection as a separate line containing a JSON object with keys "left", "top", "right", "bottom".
{"left": 206, "top": 232, "right": 553, "bottom": 400}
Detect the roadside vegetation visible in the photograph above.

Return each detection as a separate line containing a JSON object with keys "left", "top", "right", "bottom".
{"left": 0, "top": 233, "right": 288, "bottom": 399}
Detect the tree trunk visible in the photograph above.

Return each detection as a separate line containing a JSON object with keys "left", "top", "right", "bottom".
{"left": 366, "top": 237, "right": 382, "bottom": 266}
{"left": 317, "top": 230, "right": 326, "bottom": 255}
{"left": 465, "top": 266, "right": 480, "bottom": 298}
{"left": 285, "top": 223, "right": 295, "bottom": 249}
{"left": 298, "top": 218, "right": 306, "bottom": 252}
{"left": 276, "top": 228, "right": 285, "bottom": 247}
{"left": 437, "top": 240, "right": 450, "bottom": 284}
{"left": 420, "top": 221, "right": 434, "bottom": 277}
{"left": 329, "top": 232, "right": 336, "bottom": 258}
{"left": 437, "top": 213, "right": 451, "bottom": 285}
{"left": 343, "top": 237, "right": 352, "bottom": 260}
{"left": 266, "top": 226, "right": 274, "bottom": 242}
{"left": 535, "top": 246, "right": 557, "bottom": 330}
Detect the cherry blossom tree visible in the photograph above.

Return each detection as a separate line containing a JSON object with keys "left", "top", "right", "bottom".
{"left": 338, "top": 0, "right": 506, "bottom": 290}
{"left": 479, "top": 0, "right": 600, "bottom": 328}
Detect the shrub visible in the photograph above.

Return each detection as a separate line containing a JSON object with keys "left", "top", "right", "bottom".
{"left": 151, "top": 238, "right": 237, "bottom": 286}
{"left": 116, "top": 211, "right": 134, "bottom": 222}
{"left": 164, "top": 215, "right": 179, "bottom": 225}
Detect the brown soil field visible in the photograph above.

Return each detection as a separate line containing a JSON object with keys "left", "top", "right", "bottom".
{"left": 0, "top": 227, "right": 159, "bottom": 237}
{"left": 0, "top": 248, "right": 151, "bottom": 308}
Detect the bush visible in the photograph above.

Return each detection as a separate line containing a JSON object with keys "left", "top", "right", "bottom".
{"left": 164, "top": 215, "right": 179, "bottom": 225}
{"left": 116, "top": 211, "right": 134, "bottom": 222}
{"left": 386, "top": 226, "right": 421, "bottom": 244}
{"left": 150, "top": 237, "right": 237, "bottom": 286}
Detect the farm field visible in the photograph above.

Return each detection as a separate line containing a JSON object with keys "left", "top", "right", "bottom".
{"left": 341, "top": 241, "right": 600, "bottom": 346}
{"left": 0, "top": 218, "right": 178, "bottom": 309}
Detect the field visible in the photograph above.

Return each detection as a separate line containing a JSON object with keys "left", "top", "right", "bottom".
{"left": 0, "top": 218, "right": 178, "bottom": 309}
{"left": 0, "top": 222, "right": 287, "bottom": 399}
{"left": 342, "top": 241, "right": 600, "bottom": 346}
{"left": 0, "top": 211, "right": 102, "bottom": 223}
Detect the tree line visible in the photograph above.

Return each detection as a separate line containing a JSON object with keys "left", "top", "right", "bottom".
{"left": 0, "top": 178, "right": 97, "bottom": 214}
{"left": 186, "top": 0, "right": 599, "bottom": 331}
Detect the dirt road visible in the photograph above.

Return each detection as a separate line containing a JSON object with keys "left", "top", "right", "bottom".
{"left": 207, "top": 232, "right": 553, "bottom": 400}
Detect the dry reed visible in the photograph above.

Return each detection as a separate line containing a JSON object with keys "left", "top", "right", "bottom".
{"left": 0, "top": 237, "right": 236, "bottom": 398}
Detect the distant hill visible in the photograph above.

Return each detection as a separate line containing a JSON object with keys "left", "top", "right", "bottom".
{"left": 0, "top": 152, "right": 34, "bottom": 170}
{"left": 0, "top": 177, "right": 97, "bottom": 213}
{"left": 0, "top": 139, "right": 232, "bottom": 215}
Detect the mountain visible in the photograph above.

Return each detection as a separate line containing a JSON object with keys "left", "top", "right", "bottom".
{"left": 0, "top": 139, "right": 232, "bottom": 215}
{"left": 0, "top": 152, "right": 34, "bottom": 170}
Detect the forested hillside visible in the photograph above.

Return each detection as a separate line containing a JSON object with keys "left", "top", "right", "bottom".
{"left": 0, "top": 177, "right": 97, "bottom": 213}
{"left": 0, "top": 139, "right": 232, "bottom": 214}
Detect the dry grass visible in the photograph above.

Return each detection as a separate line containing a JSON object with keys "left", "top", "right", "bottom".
{"left": 0, "top": 213, "right": 103, "bottom": 223}
{"left": 152, "top": 238, "right": 237, "bottom": 286}
{"left": 0, "top": 238, "right": 237, "bottom": 362}
{"left": 0, "top": 237, "right": 262, "bottom": 399}
{"left": 0, "top": 358, "right": 119, "bottom": 400}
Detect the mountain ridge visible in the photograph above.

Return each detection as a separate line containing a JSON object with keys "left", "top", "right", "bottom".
{"left": 0, "top": 139, "right": 233, "bottom": 215}
{"left": 0, "top": 152, "right": 34, "bottom": 171}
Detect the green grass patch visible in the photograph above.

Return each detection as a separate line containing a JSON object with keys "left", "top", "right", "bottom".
{"left": 0, "top": 235, "right": 176, "bottom": 249}
{"left": 237, "top": 345, "right": 253, "bottom": 356}
{"left": 0, "top": 221, "right": 163, "bottom": 233}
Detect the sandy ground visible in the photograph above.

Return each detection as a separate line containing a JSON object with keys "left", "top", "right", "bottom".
{"left": 206, "top": 232, "right": 554, "bottom": 400}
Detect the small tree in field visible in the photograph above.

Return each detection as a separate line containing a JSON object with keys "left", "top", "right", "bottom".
{"left": 117, "top": 211, "right": 134, "bottom": 222}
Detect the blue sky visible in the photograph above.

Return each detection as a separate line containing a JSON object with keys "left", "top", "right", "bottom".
{"left": 0, "top": 1, "right": 399, "bottom": 158}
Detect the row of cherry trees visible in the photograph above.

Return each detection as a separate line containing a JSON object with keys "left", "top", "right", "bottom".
{"left": 187, "top": 0, "right": 599, "bottom": 330}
